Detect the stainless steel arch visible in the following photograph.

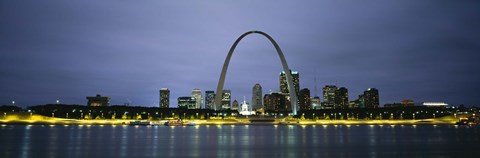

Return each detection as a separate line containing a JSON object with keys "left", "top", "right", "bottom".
{"left": 214, "top": 30, "right": 298, "bottom": 115}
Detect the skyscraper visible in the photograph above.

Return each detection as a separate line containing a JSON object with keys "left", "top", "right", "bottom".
{"left": 280, "top": 70, "right": 299, "bottom": 110}
{"left": 205, "top": 90, "right": 215, "bottom": 109}
{"left": 358, "top": 94, "right": 365, "bottom": 108}
{"left": 177, "top": 97, "right": 196, "bottom": 109}
{"left": 159, "top": 88, "right": 170, "bottom": 108}
{"left": 264, "top": 92, "right": 284, "bottom": 112}
{"left": 191, "top": 89, "right": 203, "bottom": 109}
{"left": 279, "top": 70, "right": 299, "bottom": 95}
{"left": 311, "top": 96, "right": 321, "bottom": 109}
{"left": 251, "top": 83, "right": 262, "bottom": 110}
{"left": 263, "top": 94, "right": 272, "bottom": 111}
{"left": 336, "top": 87, "right": 349, "bottom": 109}
{"left": 299, "top": 88, "right": 311, "bottom": 111}
{"left": 364, "top": 88, "right": 379, "bottom": 108}
{"left": 232, "top": 100, "right": 239, "bottom": 111}
{"left": 322, "top": 85, "right": 337, "bottom": 109}
{"left": 263, "top": 91, "right": 291, "bottom": 112}
{"left": 221, "top": 90, "right": 231, "bottom": 110}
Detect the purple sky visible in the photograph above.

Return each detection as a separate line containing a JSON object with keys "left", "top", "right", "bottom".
{"left": 1, "top": 1, "right": 480, "bottom": 107}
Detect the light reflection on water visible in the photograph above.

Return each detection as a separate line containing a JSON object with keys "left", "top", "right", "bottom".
{"left": 0, "top": 125, "right": 479, "bottom": 158}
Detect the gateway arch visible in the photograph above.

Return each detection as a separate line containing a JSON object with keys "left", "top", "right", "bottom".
{"left": 214, "top": 30, "right": 298, "bottom": 115}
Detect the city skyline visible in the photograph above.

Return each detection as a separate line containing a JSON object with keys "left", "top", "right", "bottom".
{"left": 1, "top": 1, "right": 480, "bottom": 107}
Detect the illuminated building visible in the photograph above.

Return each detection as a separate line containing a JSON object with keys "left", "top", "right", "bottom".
{"left": 251, "top": 83, "right": 263, "bottom": 110}
{"left": 177, "top": 97, "right": 196, "bottom": 109}
{"left": 358, "top": 94, "right": 365, "bottom": 108}
{"left": 239, "top": 99, "right": 255, "bottom": 115}
{"left": 281, "top": 93, "right": 292, "bottom": 112}
{"left": 159, "top": 88, "right": 170, "bottom": 108}
{"left": 232, "top": 100, "right": 239, "bottom": 111}
{"left": 263, "top": 92, "right": 290, "bottom": 112}
{"left": 299, "top": 88, "right": 311, "bottom": 110}
{"left": 350, "top": 94, "right": 365, "bottom": 108}
{"left": 86, "top": 94, "right": 110, "bottom": 106}
{"left": 310, "top": 96, "right": 321, "bottom": 109}
{"left": 221, "top": 90, "right": 231, "bottom": 110}
{"left": 349, "top": 100, "right": 358, "bottom": 109}
{"left": 280, "top": 70, "right": 299, "bottom": 107}
{"left": 336, "top": 87, "right": 349, "bottom": 109}
{"left": 364, "top": 88, "right": 379, "bottom": 108}
{"left": 191, "top": 89, "right": 203, "bottom": 109}
{"left": 422, "top": 102, "right": 448, "bottom": 107}
{"left": 205, "top": 91, "right": 215, "bottom": 109}
{"left": 263, "top": 94, "right": 272, "bottom": 111}
{"left": 401, "top": 99, "right": 414, "bottom": 107}
{"left": 280, "top": 70, "right": 299, "bottom": 94}
{"left": 322, "top": 85, "right": 337, "bottom": 109}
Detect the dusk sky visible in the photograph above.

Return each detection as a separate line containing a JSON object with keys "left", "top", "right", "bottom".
{"left": 1, "top": 1, "right": 479, "bottom": 107}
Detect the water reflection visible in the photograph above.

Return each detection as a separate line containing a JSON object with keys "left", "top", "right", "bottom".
{"left": 20, "top": 126, "right": 31, "bottom": 158}
{"left": 0, "top": 125, "right": 478, "bottom": 158}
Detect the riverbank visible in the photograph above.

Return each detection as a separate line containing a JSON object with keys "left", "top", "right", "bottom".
{"left": 0, "top": 118, "right": 456, "bottom": 125}
{"left": 0, "top": 113, "right": 459, "bottom": 125}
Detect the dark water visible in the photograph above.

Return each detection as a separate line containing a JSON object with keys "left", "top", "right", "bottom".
{"left": 0, "top": 124, "right": 479, "bottom": 158}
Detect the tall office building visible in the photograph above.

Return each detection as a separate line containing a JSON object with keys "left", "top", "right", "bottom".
{"left": 281, "top": 93, "right": 292, "bottom": 112}
{"left": 322, "top": 85, "right": 337, "bottom": 109}
{"left": 159, "top": 88, "right": 170, "bottom": 108}
{"left": 221, "top": 90, "right": 231, "bottom": 110}
{"left": 263, "top": 94, "right": 272, "bottom": 111}
{"left": 177, "top": 97, "right": 197, "bottom": 109}
{"left": 299, "top": 88, "right": 311, "bottom": 111}
{"left": 279, "top": 70, "right": 299, "bottom": 95}
{"left": 336, "top": 87, "right": 349, "bottom": 109}
{"left": 349, "top": 99, "right": 360, "bottom": 108}
{"left": 263, "top": 92, "right": 290, "bottom": 112}
{"left": 232, "top": 100, "right": 239, "bottom": 111}
{"left": 191, "top": 89, "right": 203, "bottom": 109}
{"left": 310, "top": 96, "right": 321, "bottom": 109}
{"left": 251, "top": 83, "right": 263, "bottom": 110}
{"left": 205, "top": 90, "right": 215, "bottom": 109}
{"left": 358, "top": 94, "right": 366, "bottom": 108}
{"left": 364, "top": 88, "right": 379, "bottom": 108}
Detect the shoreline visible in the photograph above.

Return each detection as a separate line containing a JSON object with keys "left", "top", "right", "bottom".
{"left": 0, "top": 119, "right": 456, "bottom": 125}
